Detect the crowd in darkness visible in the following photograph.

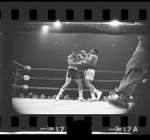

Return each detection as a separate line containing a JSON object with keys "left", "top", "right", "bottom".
{"left": 17, "top": 91, "right": 135, "bottom": 102}
{"left": 18, "top": 92, "right": 83, "bottom": 100}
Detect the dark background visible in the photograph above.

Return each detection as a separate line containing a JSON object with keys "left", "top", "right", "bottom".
{"left": 12, "top": 22, "right": 139, "bottom": 99}
{"left": 0, "top": 24, "right": 3, "bottom": 114}
{"left": 0, "top": 1, "right": 150, "bottom": 134}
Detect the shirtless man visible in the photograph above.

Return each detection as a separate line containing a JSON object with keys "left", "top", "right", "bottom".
{"left": 55, "top": 48, "right": 87, "bottom": 101}
{"left": 80, "top": 48, "right": 103, "bottom": 101}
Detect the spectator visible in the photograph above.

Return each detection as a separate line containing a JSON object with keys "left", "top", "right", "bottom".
{"left": 48, "top": 95, "right": 51, "bottom": 99}
{"left": 34, "top": 94, "right": 39, "bottom": 99}
{"left": 19, "top": 93, "right": 24, "bottom": 98}
{"left": 40, "top": 94, "right": 45, "bottom": 99}
{"left": 28, "top": 92, "right": 33, "bottom": 98}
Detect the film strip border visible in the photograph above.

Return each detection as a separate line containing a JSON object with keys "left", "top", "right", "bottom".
{"left": 0, "top": 2, "right": 150, "bottom": 134}
{"left": 0, "top": 115, "right": 149, "bottom": 134}
{"left": 0, "top": 2, "right": 149, "bottom": 22}
{"left": 0, "top": 9, "right": 148, "bottom": 21}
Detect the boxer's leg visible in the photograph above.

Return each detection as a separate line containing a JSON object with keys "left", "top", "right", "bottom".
{"left": 56, "top": 77, "right": 71, "bottom": 101}
{"left": 74, "top": 78, "right": 85, "bottom": 101}
{"left": 85, "top": 79, "right": 97, "bottom": 101}
{"left": 90, "top": 89, "right": 96, "bottom": 100}
{"left": 85, "top": 69, "right": 102, "bottom": 101}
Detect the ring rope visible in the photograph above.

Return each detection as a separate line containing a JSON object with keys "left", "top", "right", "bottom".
{"left": 31, "top": 67, "right": 125, "bottom": 74}
{"left": 12, "top": 72, "right": 143, "bottom": 83}
{"left": 32, "top": 67, "right": 67, "bottom": 72}
{"left": 29, "top": 77, "right": 122, "bottom": 83}
{"left": 12, "top": 60, "right": 25, "bottom": 68}
{"left": 11, "top": 73, "right": 122, "bottom": 82}
{"left": 12, "top": 60, "right": 125, "bottom": 74}
{"left": 12, "top": 84, "right": 140, "bottom": 93}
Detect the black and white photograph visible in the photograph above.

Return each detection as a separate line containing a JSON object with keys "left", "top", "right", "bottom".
{"left": 12, "top": 21, "right": 150, "bottom": 114}
{"left": 0, "top": 23, "right": 3, "bottom": 112}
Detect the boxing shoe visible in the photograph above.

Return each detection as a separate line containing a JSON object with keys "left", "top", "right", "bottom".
{"left": 93, "top": 89, "right": 102, "bottom": 101}
{"left": 108, "top": 91, "right": 119, "bottom": 99}
{"left": 55, "top": 95, "right": 60, "bottom": 101}
{"left": 79, "top": 97, "right": 86, "bottom": 101}
{"left": 96, "top": 91, "right": 102, "bottom": 101}
{"left": 88, "top": 97, "right": 97, "bottom": 102}
{"left": 108, "top": 92, "right": 130, "bottom": 109}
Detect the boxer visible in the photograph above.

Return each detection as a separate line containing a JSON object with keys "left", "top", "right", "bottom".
{"left": 80, "top": 48, "right": 103, "bottom": 101}
{"left": 55, "top": 48, "right": 87, "bottom": 101}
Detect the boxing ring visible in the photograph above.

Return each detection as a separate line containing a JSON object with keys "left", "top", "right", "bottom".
{"left": 11, "top": 21, "right": 149, "bottom": 114}
{"left": 12, "top": 59, "right": 138, "bottom": 114}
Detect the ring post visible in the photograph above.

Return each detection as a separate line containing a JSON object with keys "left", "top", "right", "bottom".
{"left": 12, "top": 66, "right": 20, "bottom": 97}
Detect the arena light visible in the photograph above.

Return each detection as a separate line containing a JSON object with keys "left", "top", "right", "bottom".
{"left": 109, "top": 20, "right": 121, "bottom": 27}
{"left": 41, "top": 25, "right": 49, "bottom": 33}
{"left": 53, "top": 20, "right": 61, "bottom": 29}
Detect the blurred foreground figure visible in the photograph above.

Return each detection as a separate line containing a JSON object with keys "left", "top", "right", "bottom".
{"left": 108, "top": 35, "right": 150, "bottom": 109}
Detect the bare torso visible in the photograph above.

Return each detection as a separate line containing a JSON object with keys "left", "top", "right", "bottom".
{"left": 67, "top": 54, "right": 79, "bottom": 68}
{"left": 86, "top": 54, "right": 98, "bottom": 68}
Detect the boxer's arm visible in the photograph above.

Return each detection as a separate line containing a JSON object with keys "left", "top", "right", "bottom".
{"left": 76, "top": 53, "right": 87, "bottom": 62}
{"left": 81, "top": 56, "right": 88, "bottom": 61}
{"left": 78, "top": 53, "right": 89, "bottom": 61}
{"left": 85, "top": 55, "right": 94, "bottom": 64}
{"left": 67, "top": 56, "right": 81, "bottom": 65}
{"left": 81, "top": 50, "right": 87, "bottom": 57}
